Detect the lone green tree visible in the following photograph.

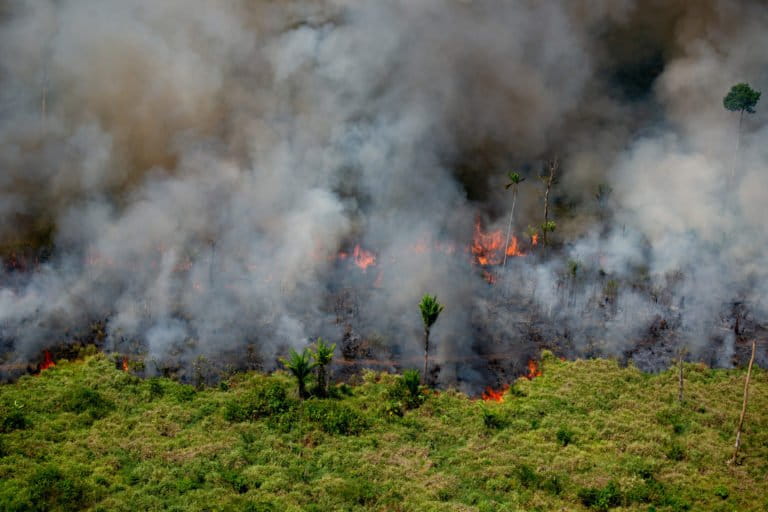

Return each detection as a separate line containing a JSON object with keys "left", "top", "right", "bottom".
{"left": 419, "top": 294, "right": 444, "bottom": 384}
{"left": 310, "top": 337, "right": 335, "bottom": 398}
{"left": 283, "top": 348, "right": 315, "bottom": 399}
{"left": 723, "top": 83, "right": 760, "bottom": 181}
{"left": 502, "top": 171, "right": 526, "bottom": 268}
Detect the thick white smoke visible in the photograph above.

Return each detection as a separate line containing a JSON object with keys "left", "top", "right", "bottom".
{"left": 0, "top": 0, "right": 766, "bottom": 386}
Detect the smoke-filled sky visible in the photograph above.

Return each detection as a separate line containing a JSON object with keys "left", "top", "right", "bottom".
{"left": 0, "top": 0, "right": 766, "bottom": 383}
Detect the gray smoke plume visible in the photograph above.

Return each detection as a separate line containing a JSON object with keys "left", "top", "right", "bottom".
{"left": 0, "top": 0, "right": 766, "bottom": 388}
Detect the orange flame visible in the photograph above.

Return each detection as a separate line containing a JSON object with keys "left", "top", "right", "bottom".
{"left": 351, "top": 244, "right": 376, "bottom": 271}
{"left": 121, "top": 358, "right": 129, "bottom": 372}
{"left": 506, "top": 235, "right": 523, "bottom": 257}
{"left": 526, "top": 359, "right": 542, "bottom": 379}
{"left": 472, "top": 218, "right": 525, "bottom": 265}
{"left": 482, "top": 384, "right": 509, "bottom": 402}
{"left": 531, "top": 233, "right": 539, "bottom": 246}
{"left": 39, "top": 350, "right": 55, "bottom": 372}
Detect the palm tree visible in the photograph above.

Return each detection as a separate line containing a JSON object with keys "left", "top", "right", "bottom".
{"left": 311, "top": 337, "right": 336, "bottom": 398}
{"left": 283, "top": 348, "right": 316, "bottom": 399}
{"left": 419, "top": 294, "right": 445, "bottom": 383}
{"left": 502, "top": 171, "right": 525, "bottom": 268}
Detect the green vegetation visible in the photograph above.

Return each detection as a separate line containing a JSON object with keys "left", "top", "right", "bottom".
{"left": 723, "top": 83, "right": 761, "bottom": 114}
{"left": 1, "top": 352, "right": 767, "bottom": 511}
{"left": 310, "top": 338, "right": 335, "bottom": 398}
{"left": 419, "top": 294, "right": 445, "bottom": 383}
{"left": 282, "top": 349, "right": 315, "bottom": 400}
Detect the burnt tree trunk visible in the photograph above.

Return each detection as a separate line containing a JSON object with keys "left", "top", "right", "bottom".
{"left": 729, "top": 338, "right": 756, "bottom": 465}
{"left": 542, "top": 157, "right": 558, "bottom": 246}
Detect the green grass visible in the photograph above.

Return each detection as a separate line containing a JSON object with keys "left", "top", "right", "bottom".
{"left": 1, "top": 351, "right": 767, "bottom": 511}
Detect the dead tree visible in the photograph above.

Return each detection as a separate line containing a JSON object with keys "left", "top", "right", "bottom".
{"left": 541, "top": 157, "right": 559, "bottom": 247}
{"left": 729, "top": 338, "right": 757, "bottom": 465}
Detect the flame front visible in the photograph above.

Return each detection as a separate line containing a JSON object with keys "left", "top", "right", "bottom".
{"left": 122, "top": 358, "right": 129, "bottom": 371}
{"left": 482, "top": 385, "right": 509, "bottom": 402}
{"left": 39, "top": 350, "right": 55, "bottom": 372}
{"left": 526, "top": 359, "right": 542, "bottom": 379}
{"left": 472, "top": 218, "right": 525, "bottom": 266}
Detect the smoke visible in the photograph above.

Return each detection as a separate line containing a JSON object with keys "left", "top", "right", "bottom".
{"left": 0, "top": 0, "right": 766, "bottom": 386}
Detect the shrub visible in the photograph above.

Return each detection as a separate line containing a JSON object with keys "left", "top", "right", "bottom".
{"left": 481, "top": 408, "right": 507, "bottom": 430}
{"left": 666, "top": 441, "right": 685, "bottom": 461}
{"left": 714, "top": 485, "right": 729, "bottom": 499}
{"left": 148, "top": 378, "right": 164, "bottom": 398}
{"left": 1, "top": 410, "right": 30, "bottom": 433}
{"left": 387, "top": 370, "right": 425, "bottom": 410}
{"left": 62, "top": 387, "right": 114, "bottom": 420}
{"left": 224, "top": 382, "right": 295, "bottom": 423}
{"left": 381, "top": 400, "right": 404, "bottom": 418}
{"left": 556, "top": 426, "right": 574, "bottom": 446}
{"left": 541, "top": 474, "right": 564, "bottom": 496}
{"left": 578, "top": 480, "right": 623, "bottom": 511}
{"left": 28, "top": 465, "right": 89, "bottom": 511}
{"left": 515, "top": 464, "right": 540, "bottom": 489}
{"left": 303, "top": 400, "right": 367, "bottom": 435}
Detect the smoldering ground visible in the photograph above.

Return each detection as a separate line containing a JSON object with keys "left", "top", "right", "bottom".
{"left": 0, "top": 0, "right": 766, "bottom": 390}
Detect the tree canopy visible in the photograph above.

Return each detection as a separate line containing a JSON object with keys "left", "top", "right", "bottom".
{"left": 723, "top": 83, "right": 761, "bottom": 114}
{"left": 419, "top": 294, "right": 444, "bottom": 329}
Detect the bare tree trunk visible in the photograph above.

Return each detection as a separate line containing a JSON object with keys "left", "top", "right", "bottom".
{"left": 502, "top": 187, "right": 518, "bottom": 268}
{"left": 317, "top": 364, "right": 327, "bottom": 398}
{"left": 542, "top": 157, "right": 558, "bottom": 246}
{"left": 729, "top": 338, "right": 757, "bottom": 465}
{"left": 731, "top": 109, "right": 744, "bottom": 183}
{"left": 677, "top": 352, "right": 684, "bottom": 403}
{"left": 423, "top": 327, "right": 430, "bottom": 384}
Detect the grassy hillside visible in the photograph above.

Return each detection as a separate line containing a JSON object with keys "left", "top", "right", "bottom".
{"left": 1, "top": 352, "right": 767, "bottom": 511}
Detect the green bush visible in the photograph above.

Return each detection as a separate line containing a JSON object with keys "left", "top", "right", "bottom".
{"left": 714, "top": 485, "right": 729, "bottom": 499}
{"left": 62, "top": 387, "right": 114, "bottom": 420}
{"left": 148, "top": 378, "right": 164, "bottom": 398}
{"left": 556, "top": 426, "right": 574, "bottom": 446}
{"left": 578, "top": 480, "right": 623, "bottom": 511}
{"left": 0, "top": 409, "right": 30, "bottom": 433}
{"left": 481, "top": 408, "right": 506, "bottom": 430}
{"left": 225, "top": 382, "right": 295, "bottom": 423}
{"left": 303, "top": 400, "right": 367, "bottom": 435}
{"left": 387, "top": 370, "right": 425, "bottom": 410}
{"left": 515, "top": 464, "right": 540, "bottom": 489}
{"left": 27, "top": 465, "right": 89, "bottom": 511}
{"left": 666, "top": 441, "right": 685, "bottom": 461}
{"left": 541, "top": 474, "right": 564, "bottom": 496}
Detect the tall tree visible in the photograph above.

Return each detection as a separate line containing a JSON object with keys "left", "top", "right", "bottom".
{"left": 502, "top": 171, "right": 525, "bottom": 268}
{"left": 310, "top": 337, "right": 335, "bottom": 398}
{"left": 540, "top": 157, "right": 559, "bottom": 247}
{"left": 283, "top": 348, "right": 316, "bottom": 399}
{"left": 419, "top": 294, "right": 444, "bottom": 384}
{"left": 729, "top": 338, "right": 757, "bottom": 465}
{"left": 723, "top": 83, "right": 761, "bottom": 182}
